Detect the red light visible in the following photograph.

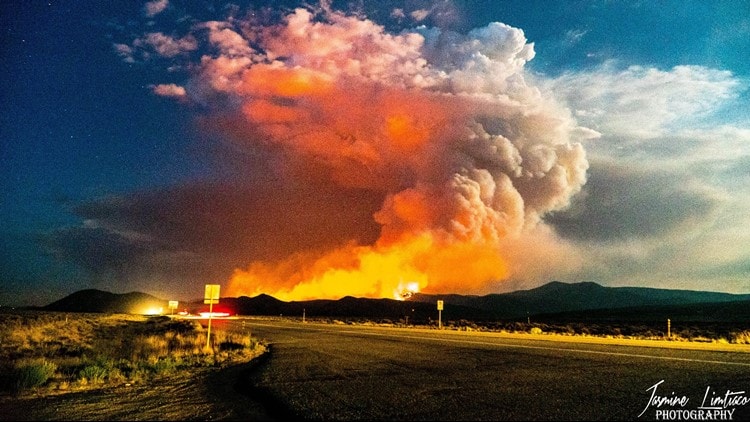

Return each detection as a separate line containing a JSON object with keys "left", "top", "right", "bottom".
{"left": 199, "top": 311, "right": 230, "bottom": 318}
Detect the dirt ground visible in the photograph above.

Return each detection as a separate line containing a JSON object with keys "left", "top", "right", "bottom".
{"left": 0, "top": 358, "right": 276, "bottom": 421}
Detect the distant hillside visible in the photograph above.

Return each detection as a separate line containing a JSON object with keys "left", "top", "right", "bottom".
{"left": 43, "top": 289, "right": 167, "bottom": 314}
{"left": 195, "top": 294, "right": 492, "bottom": 321}
{"left": 532, "top": 298, "right": 750, "bottom": 324}
{"left": 41, "top": 281, "right": 750, "bottom": 323}
{"left": 411, "top": 281, "right": 750, "bottom": 319}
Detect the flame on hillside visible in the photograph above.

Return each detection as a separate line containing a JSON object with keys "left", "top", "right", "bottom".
{"left": 394, "top": 280, "right": 420, "bottom": 301}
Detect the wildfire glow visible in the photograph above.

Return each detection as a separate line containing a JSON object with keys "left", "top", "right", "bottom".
{"left": 229, "top": 234, "right": 432, "bottom": 301}
{"left": 394, "top": 280, "right": 420, "bottom": 301}
{"left": 227, "top": 231, "right": 510, "bottom": 301}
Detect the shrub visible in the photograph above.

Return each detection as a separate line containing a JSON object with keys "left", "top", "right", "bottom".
{"left": 12, "top": 359, "right": 57, "bottom": 392}
{"left": 150, "top": 357, "right": 180, "bottom": 375}
{"left": 130, "top": 335, "right": 169, "bottom": 362}
{"left": 79, "top": 364, "right": 108, "bottom": 384}
{"left": 731, "top": 330, "right": 750, "bottom": 344}
{"left": 106, "top": 367, "right": 127, "bottom": 383}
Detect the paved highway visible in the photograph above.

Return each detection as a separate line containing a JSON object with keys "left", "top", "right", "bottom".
{"left": 228, "top": 318, "right": 750, "bottom": 420}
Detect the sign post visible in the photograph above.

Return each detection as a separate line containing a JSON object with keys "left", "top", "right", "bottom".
{"left": 204, "top": 284, "right": 220, "bottom": 348}
{"left": 437, "top": 300, "right": 444, "bottom": 330}
{"left": 168, "top": 300, "right": 178, "bottom": 315}
{"left": 667, "top": 318, "right": 671, "bottom": 339}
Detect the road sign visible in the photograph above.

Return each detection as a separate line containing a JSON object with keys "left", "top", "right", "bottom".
{"left": 204, "top": 284, "right": 220, "bottom": 348}
{"left": 168, "top": 301, "right": 178, "bottom": 314}
{"left": 437, "top": 300, "right": 444, "bottom": 330}
{"left": 204, "top": 284, "right": 220, "bottom": 304}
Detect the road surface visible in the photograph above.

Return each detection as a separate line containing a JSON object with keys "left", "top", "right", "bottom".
{"left": 231, "top": 318, "right": 750, "bottom": 421}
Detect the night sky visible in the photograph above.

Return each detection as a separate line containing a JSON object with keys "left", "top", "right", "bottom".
{"left": 2, "top": 0, "right": 749, "bottom": 306}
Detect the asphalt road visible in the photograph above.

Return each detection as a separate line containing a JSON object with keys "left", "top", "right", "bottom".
{"left": 228, "top": 318, "right": 750, "bottom": 421}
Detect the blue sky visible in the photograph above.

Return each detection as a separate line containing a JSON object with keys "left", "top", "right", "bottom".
{"left": 2, "top": 0, "right": 749, "bottom": 305}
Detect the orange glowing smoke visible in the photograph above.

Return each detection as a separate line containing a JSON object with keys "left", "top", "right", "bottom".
{"left": 224, "top": 74, "right": 511, "bottom": 300}
{"left": 161, "top": 5, "right": 592, "bottom": 300}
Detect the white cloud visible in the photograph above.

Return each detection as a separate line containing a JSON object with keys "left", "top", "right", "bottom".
{"left": 542, "top": 62, "right": 743, "bottom": 139}
{"left": 144, "top": 0, "right": 169, "bottom": 17}
{"left": 411, "top": 9, "right": 430, "bottom": 22}
{"left": 199, "top": 21, "right": 254, "bottom": 57}
{"left": 563, "top": 28, "right": 587, "bottom": 46}
{"left": 538, "top": 61, "right": 750, "bottom": 293}
{"left": 134, "top": 32, "right": 198, "bottom": 58}
{"left": 113, "top": 43, "right": 135, "bottom": 63}
{"left": 151, "top": 83, "right": 186, "bottom": 98}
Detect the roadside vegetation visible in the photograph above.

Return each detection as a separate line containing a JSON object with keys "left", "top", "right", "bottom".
{"left": 308, "top": 316, "right": 750, "bottom": 344}
{"left": 0, "top": 311, "right": 266, "bottom": 395}
{"left": 3, "top": 309, "right": 747, "bottom": 396}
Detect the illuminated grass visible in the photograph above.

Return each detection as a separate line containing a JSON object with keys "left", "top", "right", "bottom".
{"left": 9, "top": 359, "right": 57, "bottom": 393}
{"left": 0, "top": 311, "right": 267, "bottom": 395}
{"left": 295, "top": 316, "right": 750, "bottom": 353}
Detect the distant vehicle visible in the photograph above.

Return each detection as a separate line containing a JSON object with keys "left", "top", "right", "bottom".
{"left": 199, "top": 311, "right": 231, "bottom": 318}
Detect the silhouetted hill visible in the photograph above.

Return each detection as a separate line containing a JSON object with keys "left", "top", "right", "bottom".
{"left": 411, "top": 281, "right": 750, "bottom": 319}
{"left": 42, "top": 282, "right": 750, "bottom": 323}
{"left": 532, "top": 298, "right": 750, "bottom": 324}
{"left": 43, "top": 289, "right": 167, "bottom": 314}
{"left": 203, "top": 295, "right": 491, "bottom": 321}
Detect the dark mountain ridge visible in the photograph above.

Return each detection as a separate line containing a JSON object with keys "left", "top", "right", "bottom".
{"left": 411, "top": 281, "right": 750, "bottom": 318}
{"left": 36, "top": 281, "right": 750, "bottom": 323}
{"left": 42, "top": 289, "right": 166, "bottom": 314}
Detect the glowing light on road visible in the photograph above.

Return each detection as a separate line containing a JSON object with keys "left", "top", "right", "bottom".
{"left": 199, "top": 311, "right": 231, "bottom": 318}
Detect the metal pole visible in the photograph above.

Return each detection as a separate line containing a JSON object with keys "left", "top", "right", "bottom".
{"left": 206, "top": 301, "right": 214, "bottom": 348}
{"left": 438, "top": 309, "right": 442, "bottom": 329}
{"left": 667, "top": 318, "right": 671, "bottom": 339}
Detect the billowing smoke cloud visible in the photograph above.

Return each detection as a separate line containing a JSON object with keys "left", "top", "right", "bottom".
{"left": 123, "top": 4, "right": 596, "bottom": 300}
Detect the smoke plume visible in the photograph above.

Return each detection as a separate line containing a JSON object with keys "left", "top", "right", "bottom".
{"left": 145, "top": 4, "right": 595, "bottom": 300}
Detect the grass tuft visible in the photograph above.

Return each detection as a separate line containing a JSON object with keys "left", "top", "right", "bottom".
{"left": 11, "top": 358, "right": 57, "bottom": 393}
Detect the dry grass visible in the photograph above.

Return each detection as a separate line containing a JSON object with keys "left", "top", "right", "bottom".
{"left": 301, "top": 316, "right": 750, "bottom": 345}
{"left": 0, "top": 310, "right": 266, "bottom": 395}
{"left": 731, "top": 330, "right": 750, "bottom": 344}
